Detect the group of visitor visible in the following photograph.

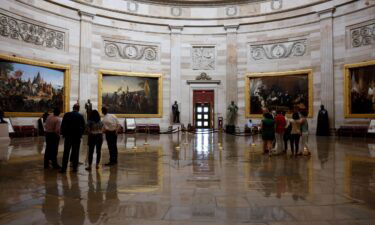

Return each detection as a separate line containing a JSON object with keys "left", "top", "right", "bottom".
{"left": 261, "top": 110, "right": 309, "bottom": 157}
{"left": 43, "top": 104, "right": 120, "bottom": 173}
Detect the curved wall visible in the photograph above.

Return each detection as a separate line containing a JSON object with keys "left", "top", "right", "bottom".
{"left": 0, "top": 0, "right": 374, "bottom": 131}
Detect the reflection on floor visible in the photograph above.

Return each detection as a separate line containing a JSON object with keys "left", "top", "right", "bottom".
{"left": 0, "top": 132, "right": 375, "bottom": 225}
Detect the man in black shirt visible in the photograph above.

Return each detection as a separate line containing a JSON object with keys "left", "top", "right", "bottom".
{"left": 60, "top": 104, "right": 85, "bottom": 173}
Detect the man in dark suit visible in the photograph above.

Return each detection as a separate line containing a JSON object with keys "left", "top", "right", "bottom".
{"left": 59, "top": 104, "right": 85, "bottom": 173}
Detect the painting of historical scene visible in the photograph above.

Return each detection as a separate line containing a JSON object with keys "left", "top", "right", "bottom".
{"left": 0, "top": 59, "right": 65, "bottom": 115}
{"left": 246, "top": 71, "right": 312, "bottom": 117}
{"left": 347, "top": 64, "right": 375, "bottom": 116}
{"left": 101, "top": 72, "right": 161, "bottom": 117}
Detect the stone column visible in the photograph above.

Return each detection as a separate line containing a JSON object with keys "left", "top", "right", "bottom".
{"left": 318, "top": 8, "right": 335, "bottom": 130}
{"left": 78, "top": 11, "right": 95, "bottom": 109}
{"left": 169, "top": 25, "right": 183, "bottom": 123}
{"left": 224, "top": 24, "right": 239, "bottom": 108}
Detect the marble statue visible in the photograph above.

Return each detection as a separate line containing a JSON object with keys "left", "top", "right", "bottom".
{"left": 227, "top": 101, "right": 238, "bottom": 126}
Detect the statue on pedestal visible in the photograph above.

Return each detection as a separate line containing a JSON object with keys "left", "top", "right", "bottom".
{"left": 226, "top": 101, "right": 238, "bottom": 133}
{"left": 316, "top": 104, "right": 329, "bottom": 136}
{"left": 227, "top": 101, "right": 238, "bottom": 126}
{"left": 85, "top": 99, "right": 93, "bottom": 119}
{"left": 172, "top": 101, "right": 180, "bottom": 124}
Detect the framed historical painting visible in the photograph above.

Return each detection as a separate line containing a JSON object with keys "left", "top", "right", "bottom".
{"left": 0, "top": 54, "right": 70, "bottom": 117}
{"left": 245, "top": 69, "right": 313, "bottom": 118}
{"left": 344, "top": 60, "right": 375, "bottom": 118}
{"left": 98, "top": 70, "right": 163, "bottom": 118}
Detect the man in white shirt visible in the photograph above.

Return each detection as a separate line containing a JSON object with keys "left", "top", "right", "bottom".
{"left": 102, "top": 107, "right": 120, "bottom": 166}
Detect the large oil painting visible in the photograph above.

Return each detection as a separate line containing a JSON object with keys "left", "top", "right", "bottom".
{"left": 344, "top": 60, "right": 375, "bottom": 118}
{"left": 0, "top": 54, "right": 70, "bottom": 117}
{"left": 245, "top": 69, "right": 313, "bottom": 118}
{"left": 98, "top": 70, "right": 162, "bottom": 117}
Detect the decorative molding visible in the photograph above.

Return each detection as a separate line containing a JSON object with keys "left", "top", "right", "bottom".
{"left": 196, "top": 72, "right": 212, "bottom": 80}
{"left": 187, "top": 80, "right": 220, "bottom": 85}
{"left": 350, "top": 23, "right": 375, "bottom": 48}
{"left": 226, "top": 6, "right": 238, "bottom": 16}
{"left": 192, "top": 46, "right": 215, "bottom": 70}
{"left": 271, "top": 0, "right": 282, "bottom": 10}
{"left": 171, "top": 7, "right": 182, "bottom": 17}
{"left": 0, "top": 13, "right": 65, "bottom": 50}
{"left": 104, "top": 40, "right": 159, "bottom": 62}
{"left": 127, "top": 1, "right": 139, "bottom": 12}
{"left": 249, "top": 39, "right": 307, "bottom": 60}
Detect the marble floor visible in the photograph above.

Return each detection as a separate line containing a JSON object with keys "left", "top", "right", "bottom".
{"left": 0, "top": 132, "right": 375, "bottom": 225}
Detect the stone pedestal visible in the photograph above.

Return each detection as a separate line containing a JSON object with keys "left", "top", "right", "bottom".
{"left": 225, "top": 125, "right": 235, "bottom": 134}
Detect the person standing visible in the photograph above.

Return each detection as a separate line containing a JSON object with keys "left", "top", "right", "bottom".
{"left": 300, "top": 111, "right": 309, "bottom": 152}
{"left": 316, "top": 105, "right": 329, "bottom": 136}
{"left": 102, "top": 107, "right": 120, "bottom": 166}
{"left": 261, "top": 112, "right": 275, "bottom": 154}
{"left": 290, "top": 112, "right": 302, "bottom": 157}
{"left": 44, "top": 108, "right": 61, "bottom": 169}
{"left": 86, "top": 110, "right": 103, "bottom": 170}
{"left": 283, "top": 112, "right": 291, "bottom": 153}
{"left": 274, "top": 111, "right": 286, "bottom": 154}
{"left": 60, "top": 104, "right": 85, "bottom": 173}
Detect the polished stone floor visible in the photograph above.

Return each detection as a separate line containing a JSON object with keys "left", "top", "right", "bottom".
{"left": 0, "top": 132, "right": 375, "bottom": 225}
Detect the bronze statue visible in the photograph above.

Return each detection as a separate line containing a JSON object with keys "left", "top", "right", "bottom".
{"left": 85, "top": 99, "right": 93, "bottom": 119}
{"left": 172, "top": 101, "right": 180, "bottom": 123}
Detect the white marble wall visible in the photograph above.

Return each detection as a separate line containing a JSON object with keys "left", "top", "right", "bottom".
{"left": 0, "top": 0, "right": 374, "bottom": 130}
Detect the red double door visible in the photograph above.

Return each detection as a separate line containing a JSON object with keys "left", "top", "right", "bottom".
{"left": 193, "top": 90, "right": 214, "bottom": 129}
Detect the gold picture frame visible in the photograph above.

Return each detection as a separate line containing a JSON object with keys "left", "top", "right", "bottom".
{"left": 245, "top": 69, "right": 313, "bottom": 118}
{"left": 0, "top": 54, "right": 70, "bottom": 117}
{"left": 98, "top": 70, "right": 163, "bottom": 118}
{"left": 344, "top": 60, "right": 375, "bottom": 118}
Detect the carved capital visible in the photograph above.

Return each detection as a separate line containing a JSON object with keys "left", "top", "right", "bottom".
{"left": 79, "top": 10, "right": 95, "bottom": 22}
{"left": 169, "top": 25, "right": 184, "bottom": 34}
{"left": 224, "top": 24, "right": 239, "bottom": 33}
{"left": 317, "top": 7, "right": 335, "bottom": 20}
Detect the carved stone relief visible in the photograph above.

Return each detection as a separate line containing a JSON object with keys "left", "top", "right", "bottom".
{"left": 192, "top": 46, "right": 215, "bottom": 70}
{"left": 171, "top": 7, "right": 182, "bottom": 17}
{"left": 226, "top": 6, "right": 238, "bottom": 17}
{"left": 127, "top": 1, "right": 139, "bottom": 12}
{"left": 0, "top": 13, "right": 65, "bottom": 50}
{"left": 104, "top": 40, "right": 159, "bottom": 61}
{"left": 196, "top": 72, "right": 212, "bottom": 80}
{"left": 249, "top": 39, "right": 307, "bottom": 60}
{"left": 271, "top": 0, "right": 283, "bottom": 10}
{"left": 351, "top": 23, "right": 375, "bottom": 48}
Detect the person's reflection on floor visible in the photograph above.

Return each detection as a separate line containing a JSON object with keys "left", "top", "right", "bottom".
{"left": 87, "top": 171, "right": 104, "bottom": 224}
{"left": 42, "top": 170, "right": 61, "bottom": 225}
{"left": 61, "top": 173, "right": 85, "bottom": 225}
{"left": 104, "top": 166, "right": 120, "bottom": 219}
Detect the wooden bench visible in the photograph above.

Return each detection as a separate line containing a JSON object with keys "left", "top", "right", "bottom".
{"left": 12, "top": 125, "right": 37, "bottom": 137}
{"left": 337, "top": 121, "right": 369, "bottom": 138}
{"left": 136, "top": 124, "right": 160, "bottom": 134}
